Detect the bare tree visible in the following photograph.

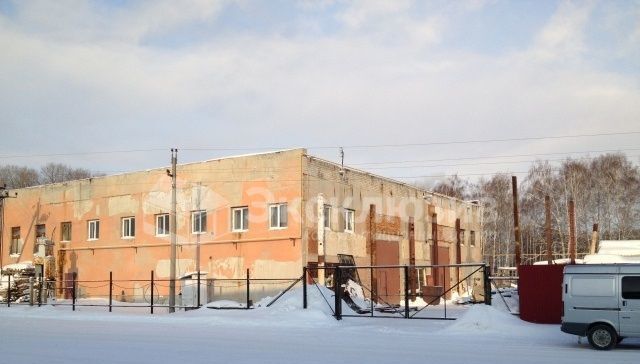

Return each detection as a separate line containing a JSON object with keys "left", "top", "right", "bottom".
{"left": 432, "top": 174, "right": 470, "bottom": 200}
{"left": 485, "top": 153, "right": 640, "bottom": 265}
{"left": 0, "top": 165, "right": 40, "bottom": 188}
{"left": 1, "top": 163, "right": 98, "bottom": 188}
{"left": 471, "top": 174, "right": 513, "bottom": 271}
{"left": 39, "top": 163, "right": 92, "bottom": 184}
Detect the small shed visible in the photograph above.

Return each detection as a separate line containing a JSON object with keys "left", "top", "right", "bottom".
{"left": 179, "top": 271, "right": 208, "bottom": 308}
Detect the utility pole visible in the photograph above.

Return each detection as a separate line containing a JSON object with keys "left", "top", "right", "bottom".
{"left": 545, "top": 195, "right": 553, "bottom": 264}
{"left": 0, "top": 185, "right": 18, "bottom": 272}
{"left": 196, "top": 181, "right": 201, "bottom": 307}
{"left": 511, "top": 176, "right": 521, "bottom": 267}
{"left": 167, "top": 149, "right": 178, "bottom": 313}
{"left": 590, "top": 223, "right": 599, "bottom": 255}
{"left": 568, "top": 199, "right": 576, "bottom": 265}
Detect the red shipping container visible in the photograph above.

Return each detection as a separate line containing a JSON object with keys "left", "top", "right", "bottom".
{"left": 518, "top": 264, "right": 565, "bottom": 324}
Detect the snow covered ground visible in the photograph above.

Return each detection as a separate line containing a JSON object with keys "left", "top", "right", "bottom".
{"left": 0, "top": 286, "right": 638, "bottom": 364}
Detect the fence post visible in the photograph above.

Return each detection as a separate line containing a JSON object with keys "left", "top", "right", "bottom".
{"left": 404, "top": 266, "right": 410, "bottom": 319}
{"left": 246, "top": 268, "right": 250, "bottom": 310}
{"left": 109, "top": 271, "right": 113, "bottom": 313}
{"left": 29, "top": 277, "right": 34, "bottom": 306}
{"left": 444, "top": 290, "right": 447, "bottom": 319}
{"left": 197, "top": 270, "right": 201, "bottom": 308}
{"left": 484, "top": 265, "right": 492, "bottom": 306}
{"left": 72, "top": 272, "right": 76, "bottom": 311}
{"left": 37, "top": 274, "right": 43, "bottom": 307}
{"left": 150, "top": 270, "right": 154, "bottom": 315}
{"left": 334, "top": 267, "right": 342, "bottom": 320}
{"left": 302, "top": 266, "right": 308, "bottom": 309}
{"left": 7, "top": 275, "right": 11, "bottom": 307}
{"left": 370, "top": 266, "right": 374, "bottom": 317}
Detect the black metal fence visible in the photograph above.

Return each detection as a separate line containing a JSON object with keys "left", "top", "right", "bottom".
{"left": 303, "top": 263, "right": 491, "bottom": 320}
{"left": 1, "top": 263, "right": 491, "bottom": 320}
{"left": 0, "top": 271, "right": 301, "bottom": 313}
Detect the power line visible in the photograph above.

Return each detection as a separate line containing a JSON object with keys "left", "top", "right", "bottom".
{"left": 183, "top": 131, "right": 640, "bottom": 151}
{"left": 84, "top": 147, "right": 640, "bottom": 174}
{"left": 1, "top": 130, "right": 638, "bottom": 159}
{"left": 0, "top": 148, "right": 165, "bottom": 159}
{"left": 362, "top": 154, "right": 640, "bottom": 170}
{"left": 352, "top": 147, "right": 640, "bottom": 166}
{"left": 5, "top": 152, "right": 636, "bottom": 189}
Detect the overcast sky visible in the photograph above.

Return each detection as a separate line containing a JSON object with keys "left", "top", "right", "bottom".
{"left": 1, "top": 0, "right": 639, "bottom": 184}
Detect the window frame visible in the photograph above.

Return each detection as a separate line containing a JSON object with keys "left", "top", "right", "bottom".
{"left": 323, "top": 205, "right": 332, "bottom": 230}
{"left": 34, "top": 224, "right": 46, "bottom": 253}
{"left": 87, "top": 220, "right": 100, "bottom": 241}
{"left": 35, "top": 224, "right": 46, "bottom": 239}
{"left": 192, "top": 210, "right": 207, "bottom": 234}
{"left": 269, "top": 203, "right": 288, "bottom": 229}
{"left": 155, "top": 213, "right": 170, "bottom": 236}
{"left": 344, "top": 208, "right": 355, "bottom": 233}
{"left": 60, "top": 222, "right": 72, "bottom": 242}
{"left": 121, "top": 216, "right": 135, "bottom": 239}
{"left": 9, "top": 227, "right": 21, "bottom": 256}
{"left": 231, "top": 206, "right": 249, "bottom": 232}
{"left": 470, "top": 230, "right": 476, "bottom": 247}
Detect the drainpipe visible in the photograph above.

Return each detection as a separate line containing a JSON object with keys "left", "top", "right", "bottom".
{"left": 317, "top": 194, "right": 325, "bottom": 284}
{"left": 0, "top": 187, "right": 18, "bottom": 272}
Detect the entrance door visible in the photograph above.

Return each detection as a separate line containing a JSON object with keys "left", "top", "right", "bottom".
{"left": 63, "top": 272, "right": 76, "bottom": 299}
{"left": 437, "top": 246, "right": 451, "bottom": 299}
{"left": 375, "top": 240, "right": 400, "bottom": 304}
{"left": 620, "top": 275, "right": 640, "bottom": 336}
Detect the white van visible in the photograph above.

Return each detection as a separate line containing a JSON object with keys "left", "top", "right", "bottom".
{"left": 561, "top": 264, "right": 640, "bottom": 350}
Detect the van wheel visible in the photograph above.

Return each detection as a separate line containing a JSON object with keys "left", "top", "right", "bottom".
{"left": 587, "top": 324, "right": 617, "bottom": 350}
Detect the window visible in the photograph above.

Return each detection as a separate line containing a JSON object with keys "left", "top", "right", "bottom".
{"left": 192, "top": 210, "right": 207, "bottom": 234}
{"left": 61, "top": 222, "right": 72, "bottom": 242}
{"left": 622, "top": 276, "right": 640, "bottom": 299}
{"left": 36, "top": 224, "right": 46, "bottom": 239}
{"left": 88, "top": 220, "right": 100, "bottom": 240}
{"left": 344, "top": 209, "right": 355, "bottom": 233}
{"left": 121, "top": 217, "right": 135, "bottom": 238}
{"left": 34, "top": 224, "right": 46, "bottom": 252}
{"left": 232, "top": 207, "right": 249, "bottom": 232}
{"left": 156, "top": 214, "right": 169, "bottom": 236}
{"left": 9, "top": 227, "right": 21, "bottom": 255}
{"left": 460, "top": 230, "right": 465, "bottom": 246}
{"left": 323, "top": 205, "right": 332, "bottom": 229}
{"left": 269, "top": 203, "right": 288, "bottom": 229}
{"left": 470, "top": 231, "right": 476, "bottom": 247}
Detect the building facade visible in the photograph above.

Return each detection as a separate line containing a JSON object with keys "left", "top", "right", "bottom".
{"left": 0, "top": 149, "right": 482, "bottom": 303}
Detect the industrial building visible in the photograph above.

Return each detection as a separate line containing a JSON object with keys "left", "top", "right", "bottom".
{"left": 0, "top": 149, "right": 482, "bottom": 304}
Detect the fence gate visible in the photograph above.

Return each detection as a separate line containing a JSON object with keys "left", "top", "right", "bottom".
{"left": 304, "top": 263, "right": 491, "bottom": 320}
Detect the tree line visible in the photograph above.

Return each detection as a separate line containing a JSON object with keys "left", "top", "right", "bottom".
{"left": 0, "top": 163, "right": 104, "bottom": 188}
{"left": 429, "top": 153, "right": 640, "bottom": 268}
